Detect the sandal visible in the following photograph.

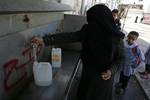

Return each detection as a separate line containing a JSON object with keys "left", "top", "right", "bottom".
{"left": 140, "top": 74, "right": 149, "bottom": 79}
{"left": 138, "top": 71, "right": 146, "bottom": 75}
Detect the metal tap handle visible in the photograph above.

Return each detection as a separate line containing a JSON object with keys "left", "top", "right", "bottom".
{"left": 32, "top": 43, "right": 37, "bottom": 61}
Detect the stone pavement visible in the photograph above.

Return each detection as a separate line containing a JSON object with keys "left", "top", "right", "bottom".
{"left": 135, "top": 38, "right": 150, "bottom": 100}
{"left": 135, "top": 72, "right": 150, "bottom": 100}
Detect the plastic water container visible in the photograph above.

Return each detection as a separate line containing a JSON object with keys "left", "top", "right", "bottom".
{"left": 33, "top": 61, "right": 52, "bottom": 86}
{"left": 51, "top": 48, "right": 62, "bottom": 68}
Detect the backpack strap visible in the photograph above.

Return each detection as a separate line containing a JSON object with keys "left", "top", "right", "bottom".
{"left": 131, "top": 46, "right": 141, "bottom": 65}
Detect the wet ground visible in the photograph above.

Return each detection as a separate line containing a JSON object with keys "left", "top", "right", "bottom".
{"left": 112, "top": 72, "right": 147, "bottom": 100}
{"left": 68, "top": 69, "right": 147, "bottom": 100}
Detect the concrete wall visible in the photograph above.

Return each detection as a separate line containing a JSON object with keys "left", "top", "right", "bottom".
{"left": 0, "top": 13, "right": 64, "bottom": 37}
{"left": 0, "top": 11, "right": 87, "bottom": 100}
{"left": 62, "top": 14, "right": 86, "bottom": 32}
{"left": 61, "top": 0, "right": 82, "bottom": 14}
{"left": 58, "top": 14, "right": 86, "bottom": 51}
{"left": 0, "top": 12, "right": 64, "bottom": 100}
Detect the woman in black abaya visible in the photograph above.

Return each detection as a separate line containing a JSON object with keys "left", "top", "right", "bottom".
{"left": 76, "top": 4, "right": 124, "bottom": 100}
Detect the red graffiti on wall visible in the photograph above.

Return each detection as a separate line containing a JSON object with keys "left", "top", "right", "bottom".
{"left": 3, "top": 44, "right": 42, "bottom": 92}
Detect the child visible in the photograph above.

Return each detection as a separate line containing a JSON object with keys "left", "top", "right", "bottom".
{"left": 115, "top": 31, "right": 145, "bottom": 94}
{"left": 139, "top": 45, "right": 150, "bottom": 79}
{"left": 112, "top": 9, "right": 121, "bottom": 30}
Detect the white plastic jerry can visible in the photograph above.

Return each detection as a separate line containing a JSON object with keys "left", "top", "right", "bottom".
{"left": 32, "top": 43, "right": 52, "bottom": 86}
{"left": 51, "top": 48, "right": 62, "bottom": 68}
{"left": 33, "top": 61, "right": 52, "bottom": 86}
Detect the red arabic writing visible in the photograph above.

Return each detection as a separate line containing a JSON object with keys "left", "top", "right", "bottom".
{"left": 3, "top": 44, "right": 42, "bottom": 92}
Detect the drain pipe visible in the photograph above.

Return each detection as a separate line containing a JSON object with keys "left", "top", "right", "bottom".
{"left": 80, "top": 0, "right": 86, "bottom": 15}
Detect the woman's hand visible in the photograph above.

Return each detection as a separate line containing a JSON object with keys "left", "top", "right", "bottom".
{"left": 30, "top": 37, "right": 44, "bottom": 47}
{"left": 101, "top": 70, "right": 112, "bottom": 80}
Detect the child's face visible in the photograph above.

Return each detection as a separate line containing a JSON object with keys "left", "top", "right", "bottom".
{"left": 127, "top": 34, "right": 138, "bottom": 45}
{"left": 112, "top": 12, "right": 118, "bottom": 20}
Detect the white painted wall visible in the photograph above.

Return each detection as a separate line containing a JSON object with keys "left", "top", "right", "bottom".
{"left": 143, "top": 0, "right": 150, "bottom": 13}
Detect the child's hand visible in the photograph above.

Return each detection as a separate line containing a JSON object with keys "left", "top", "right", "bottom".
{"left": 101, "top": 70, "right": 112, "bottom": 80}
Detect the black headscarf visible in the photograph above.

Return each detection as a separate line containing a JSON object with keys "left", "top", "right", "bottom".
{"left": 81, "top": 4, "right": 124, "bottom": 72}
{"left": 87, "top": 4, "right": 125, "bottom": 38}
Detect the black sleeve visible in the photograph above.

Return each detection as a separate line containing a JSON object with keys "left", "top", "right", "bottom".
{"left": 42, "top": 24, "right": 87, "bottom": 46}
{"left": 42, "top": 31, "right": 82, "bottom": 46}
{"left": 110, "top": 39, "right": 124, "bottom": 75}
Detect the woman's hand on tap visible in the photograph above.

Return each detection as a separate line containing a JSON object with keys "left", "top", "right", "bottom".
{"left": 30, "top": 37, "right": 44, "bottom": 47}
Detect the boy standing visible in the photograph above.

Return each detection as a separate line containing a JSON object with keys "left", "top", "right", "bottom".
{"left": 112, "top": 9, "right": 121, "bottom": 30}
{"left": 115, "top": 31, "right": 145, "bottom": 94}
